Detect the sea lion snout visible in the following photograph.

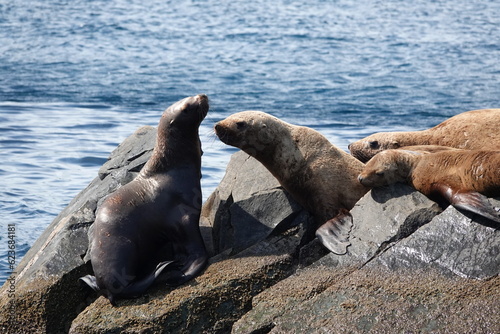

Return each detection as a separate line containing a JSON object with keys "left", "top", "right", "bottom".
{"left": 357, "top": 174, "right": 371, "bottom": 187}
{"left": 214, "top": 122, "right": 225, "bottom": 136}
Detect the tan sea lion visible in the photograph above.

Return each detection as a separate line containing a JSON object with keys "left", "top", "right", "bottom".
{"left": 358, "top": 149, "right": 500, "bottom": 223}
{"left": 80, "top": 95, "right": 209, "bottom": 305}
{"left": 215, "top": 111, "right": 369, "bottom": 254}
{"left": 396, "top": 145, "right": 460, "bottom": 154}
{"left": 349, "top": 108, "right": 500, "bottom": 162}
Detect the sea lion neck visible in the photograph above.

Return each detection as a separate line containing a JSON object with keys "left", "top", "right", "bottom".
{"left": 141, "top": 123, "right": 202, "bottom": 176}
{"left": 252, "top": 123, "right": 305, "bottom": 180}
{"left": 396, "top": 151, "right": 421, "bottom": 182}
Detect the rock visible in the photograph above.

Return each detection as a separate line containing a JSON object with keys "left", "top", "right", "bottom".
{"left": 201, "top": 151, "right": 310, "bottom": 256}
{"left": 2, "top": 131, "right": 498, "bottom": 333}
{"left": 233, "top": 183, "right": 443, "bottom": 333}
{"left": 232, "top": 188, "right": 500, "bottom": 334}
{"left": 0, "top": 126, "right": 156, "bottom": 333}
{"left": 0, "top": 132, "right": 311, "bottom": 333}
{"left": 372, "top": 199, "right": 500, "bottom": 279}
{"left": 320, "top": 183, "right": 443, "bottom": 268}
{"left": 69, "top": 226, "right": 304, "bottom": 334}
{"left": 235, "top": 267, "right": 500, "bottom": 333}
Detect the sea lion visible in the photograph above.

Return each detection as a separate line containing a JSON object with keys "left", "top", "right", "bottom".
{"left": 396, "top": 145, "right": 460, "bottom": 154}
{"left": 358, "top": 149, "right": 500, "bottom": 223}
{"left": 349, "top": 108, "right": 500, "bottom": 162}
{"left": 80, "top": 94, "right": 209, "bottom": 304}
{"left": 215, "top": 111, "right": 369, "bottom": 254}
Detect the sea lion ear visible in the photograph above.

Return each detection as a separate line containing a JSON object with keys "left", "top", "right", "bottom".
{"left": 392, "top": 141, "right": 400, "bottom": 148}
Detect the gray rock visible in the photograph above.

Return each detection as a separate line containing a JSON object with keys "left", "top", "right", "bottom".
{"left": 201, "top": 151, "right": 309, "bottom": 255}
{"left": 318, "top": 183, "right": 443, "bottom": 268}
{"left": 0, "top": 133, "right": 313, "bottom": 334}
{"left": 233, "top": 186, "right": 499, "bottom": 334}
{"left": 2, "top": 130, "right": 498, "bottom": 334}
{"left": 0, "top": 126, "right": 156, "bottom": 333}
{"left": 233, "top": 184, "right": 443, "bottom": 333}
{"left": 372, "top": 199, "right": 500, "bottom": 279}
{"left": 234, "top": 266, "right": 500, "bottom": 334}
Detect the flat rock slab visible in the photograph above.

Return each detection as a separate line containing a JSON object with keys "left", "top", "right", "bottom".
{"left": 235, "top": 267, "right": 499, "bottom": 334}
{"left": 319, "top": 183, "right": 443, "bottom": 268}
{"left": 69, "top": 227, "right": 304, "bottom": 334}
{"left": 372, "top": 199, "right": 500, "bottom": 279}
{"left": 233, "top": 187, "right": 499, "bottom": 333}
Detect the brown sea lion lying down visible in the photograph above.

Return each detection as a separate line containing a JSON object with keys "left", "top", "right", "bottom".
{"left": 358, "top": 149, "right": 500, "bottom": 223}
{"left": 349, "top": 108, "right": 500, "bottom": 162}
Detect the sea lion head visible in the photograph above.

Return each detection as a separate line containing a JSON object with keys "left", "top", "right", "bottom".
{"left": 144, "top": 94, "right": 209, "bottom": 174}
{"left": 357, "top": 150, "right": 411, "bottom": 187}
{"left": 159, "top": 94, "right": 209, "bottom": 132}
{"left": 214, "top": 111, "right": 281, "bottom": 158}
{"left": 348, "top": 132, "right": 401, "bottom": 162}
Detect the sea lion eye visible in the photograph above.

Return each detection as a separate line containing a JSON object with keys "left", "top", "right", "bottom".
{"left": 236, "top": 121, "right": 247, "bottom": 130}
{"left": 375, "top": 171, "right": 384, "bottom": 177}
{"left": 369, "top": 141, "right": 379, "bottom": 149}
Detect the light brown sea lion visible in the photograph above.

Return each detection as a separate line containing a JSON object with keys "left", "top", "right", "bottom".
{"left": 358, "top": 149, "right": 500, "bottom": 223}
{"left": 397, "top": 145, "right": 460, "bottom": 154}
{"left": 215, "top": 111, "right": 369, "bottom": 254}
{"left": 80, "top": 95, "right": 209, "bottom": 305}
{"left": 349, "top": 108, "right": 500, "bottom": 162}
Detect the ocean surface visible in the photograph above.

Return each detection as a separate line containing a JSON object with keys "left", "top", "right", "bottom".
{"left": 1, "top": 0, "right": 499, "bottom": 284}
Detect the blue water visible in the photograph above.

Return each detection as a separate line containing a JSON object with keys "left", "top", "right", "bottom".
{"left": 1, "top": 0, "right": 499, "bottom": 285}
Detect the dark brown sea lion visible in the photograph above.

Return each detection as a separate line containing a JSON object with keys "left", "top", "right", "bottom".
{"left": 215, "top": 111, "right": 369, "bottom": 254}
{"left": 358, "top": 149, "right": 500, "bottom": 223}
{"left": 80, "top": 94, "right": 209, "bottom": 304}
{"left": 349, "top": 108, "right": 500, "bottom": 162}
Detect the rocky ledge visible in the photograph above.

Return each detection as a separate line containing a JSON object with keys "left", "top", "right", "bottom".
{"left": 1, "top": 126, "right": 498, "bottom": 333}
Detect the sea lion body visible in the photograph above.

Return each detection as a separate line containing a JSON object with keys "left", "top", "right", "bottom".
{"left": 215, "top": 111, "right": 369, "bottom": 254}
{"left": 80, "top": 95, "right": 209, "bottom": 304}
{"left": 349, "top": 109, "right": 500, "bottom": 162}
{"left": 358, "top": 149, "right": 500, "bottom": 223}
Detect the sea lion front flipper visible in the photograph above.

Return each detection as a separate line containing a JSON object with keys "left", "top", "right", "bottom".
{"left": 315, "top": 209, "right": 353, "bottom": 255}
{"left": 451, "top": 191, "right": 500, "bottom": 223}
{"left": 433, "top": 183, "right": 500, "bottom": 223}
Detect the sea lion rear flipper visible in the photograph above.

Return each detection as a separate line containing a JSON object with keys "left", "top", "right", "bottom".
{"left": 315, "top": 210, "right": 353, "bottom": 255}
{"left": 154, "top": 260, "right": 176, "bottom": 277}
{"left": 433, "top": 184, "right": 500, "bottom": 223}
{"left": 79, "top": 274, "right": 100, "bottom": 292}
